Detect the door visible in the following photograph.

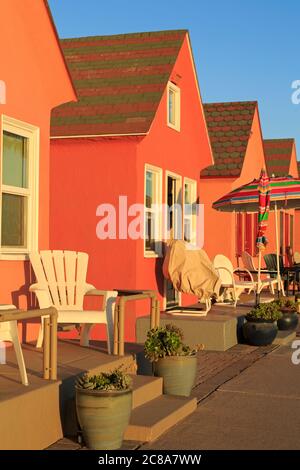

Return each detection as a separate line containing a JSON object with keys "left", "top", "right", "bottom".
{"left": 165, "top": 173, "right": 182, "bottom": 309}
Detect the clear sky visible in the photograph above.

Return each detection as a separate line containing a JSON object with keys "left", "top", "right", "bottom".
{"left": 49, "top": 0, "right": 300, "bottom": 158}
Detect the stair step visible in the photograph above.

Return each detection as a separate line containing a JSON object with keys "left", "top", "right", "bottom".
{"left": 131, "top": 375, "right": 163, "bottom": 409}
{"left": 124, "top": 395, "right": 197, "bottom": 442}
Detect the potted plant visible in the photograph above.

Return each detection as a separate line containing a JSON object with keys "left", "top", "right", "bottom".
{"left": 272, "top": 298, "right": 299, "bottom": 331}
{"left": 75, "top": 367, "right": 132, "bottom": 450}
{"left": 243, "top": 303, "right": 282, "bottom": 346}
{"left": 144, "top": 323, "right": 203, "bottom": 397}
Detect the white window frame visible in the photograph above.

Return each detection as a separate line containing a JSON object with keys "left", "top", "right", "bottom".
{"left": 165, "top": 170, "right": 182, "bottom": 241}
{"left": 183, "top": 178, "right": 197, "bottom": 245}
{"left": 0, "top": 115, "right": 39, "bottom": 260}
{"left": 167, "top": 81, "right": 181, "bottom": 132}
{"left": 144, "top": 164, "right": 162, "bottom": 258}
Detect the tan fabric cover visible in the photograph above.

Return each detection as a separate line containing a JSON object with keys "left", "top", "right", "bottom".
{"left": 163, "top": 240, "right": 222, "bottom": 300}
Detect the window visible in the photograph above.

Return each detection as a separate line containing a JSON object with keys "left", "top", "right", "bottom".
{"left": 0, "top": 116, "right": 39, "bottom": 258}
{"left": 183, "top": 179, "right": 197, "bottom": 244}
{"left": 167, "top": 82, "right": 180, "bottom": 131}
{"left": 144, "top": 165, "right": 162, "bottom": 256}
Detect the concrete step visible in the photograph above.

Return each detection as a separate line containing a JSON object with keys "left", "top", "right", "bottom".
{"left": 131, "top": 375, "right": 163, "bottom": 409}
{"left": 124, "top": 395, "right": 197, "bottom": 442}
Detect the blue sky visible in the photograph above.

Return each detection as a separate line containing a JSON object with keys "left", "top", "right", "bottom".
{"left": 49, "top": 0, "right": 300, "bottom": 157}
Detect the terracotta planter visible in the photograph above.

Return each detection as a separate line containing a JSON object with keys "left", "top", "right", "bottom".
{"left": 76, "top": 387, "right": 132, "bottom": 450}
{"left": 277, "top": 310, "right": 298, "bottom": 331}
{"left": 243, "top": 318, "right": 278, "bottom": 346}
{"left": 154, "top": 355, "right": 197, "bottom": 397}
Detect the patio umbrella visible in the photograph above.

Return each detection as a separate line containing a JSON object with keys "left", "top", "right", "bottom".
{"left": 256, "top": 169, "right": 270, "bottom": 290}
{"left": 212, "top": 174, "right": 300, "bottom": 295}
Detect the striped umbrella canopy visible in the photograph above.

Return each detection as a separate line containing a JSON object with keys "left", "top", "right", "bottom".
{"left": 213, "top": 175, "right": 300, "bottom": 213}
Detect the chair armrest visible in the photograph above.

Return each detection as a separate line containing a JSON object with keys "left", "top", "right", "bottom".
{"left": 29, "top": 283, "right": 48, "bottom": 293}
{"left": 233, "top": 268, "right": 254, "bottom": 283}
{"left": 84, "top": 287, "right": 117, "bottom": 309}
{"left": 215, "top": 266, "right": 235, "bottom": 286}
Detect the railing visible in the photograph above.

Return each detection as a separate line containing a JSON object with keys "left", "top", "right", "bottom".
{"left": 113, "top": 290, "right": 160, "bottom": 356}
{"left": 0, "top": 307, "right": 58, "bottom": 380}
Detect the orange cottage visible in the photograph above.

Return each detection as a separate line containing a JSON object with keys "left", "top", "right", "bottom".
{"left": 50, "top": 30, "right": 214, "bottom": 341}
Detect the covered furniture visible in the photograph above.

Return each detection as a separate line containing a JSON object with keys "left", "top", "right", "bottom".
{"left": 163, "top": 240, "right": 222, "bottom": 315}
{"left": 29, "top": 250, "right": 117, "bottom": 353}
{"left": 0, "top": 304, "right": 28, "bottom": 386}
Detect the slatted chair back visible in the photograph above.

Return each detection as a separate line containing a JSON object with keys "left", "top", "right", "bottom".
{"left": 241, "top": 251, "right": 256, "bottom": 272}
{"left": 213, "top": 254, "right": 234, "bottom": 286}
{"left": 30, "top": 250, "right": 89, "bottom": 310}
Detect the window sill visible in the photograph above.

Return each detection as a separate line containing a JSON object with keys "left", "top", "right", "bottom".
{"left": 144, "top": 251, "right": 162, "bottom": 259}
{"left": 0, "top": 253, "right": 29, "bottom": 261}
{"left": 167, "top": 122, "right": 180, "bottom": 132}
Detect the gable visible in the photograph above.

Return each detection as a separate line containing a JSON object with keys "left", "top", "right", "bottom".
{"left": 264, "top": 138, "right": 295, "bottom": 177}
{"left": 51, "top": 30, "right": 187, "bottom": 137}
{"left": 200, "top": 101, "right": 257, "bottom": 177}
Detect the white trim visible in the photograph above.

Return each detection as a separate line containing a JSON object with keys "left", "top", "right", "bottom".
{"left": 183, "top": 177, "right": 197, "bottom": 245}
{"left": 51, "top": 132, "right": 148, "bottom": 140}
{"left": 144, "top": 163, "right": 163, "bottom": 258}
{"left": 167, "top": 81, "right": 181, "bottom": 132}
{"left": 0, "top": 115, "right": 39, "bottom": 257}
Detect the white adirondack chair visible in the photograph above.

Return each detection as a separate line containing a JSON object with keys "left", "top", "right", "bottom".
{"left": 29, "top": 251, "right": 117, "bottom": 353}
{"left": 0, "top": 304, "right": 28, "bottom": 386}
{"left": 213, "top": 254, "right": 255, "bottom": 306}
{"left": 241, "top": 251, "right": 278, "bottom": 294}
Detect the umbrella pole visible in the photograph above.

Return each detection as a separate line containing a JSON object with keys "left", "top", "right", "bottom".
{"left": 275, "top": 202, "right": 283, "bottom": 295}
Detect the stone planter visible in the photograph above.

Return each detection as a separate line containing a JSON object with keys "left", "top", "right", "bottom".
{"left": 154, "top": 355, "right": 197, "bottom": 397}
{"left": 242, "top": 317, "right": 278, "bottom": 346}
{"left": 75, "top": 387, "right": 132, "bottom": 450}
{"left": 277, "top": 310, "right": 299, "bottom": 331}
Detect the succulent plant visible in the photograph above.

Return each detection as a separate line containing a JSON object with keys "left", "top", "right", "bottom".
{"left": 144, "top": 323, "right": 204, "bottom": 363}
{"left": 76, "top": 367, "right": 132, "bottom": 391}
{"left": 272, "top": 298, "right": 297, "bottom": 312}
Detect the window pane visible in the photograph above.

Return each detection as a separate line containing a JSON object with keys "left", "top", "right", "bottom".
{"left": 145, "top": 171, "right": 154, "bottom": 208}
{"left": 3, "top": 131, "right": 28, "bottom": 188}
{"left": 1, "top": 193, "right": 27, "bottom": 247}
{"left": 145, "top": 211, "right": 156, "bottom": 251}
{"left": 168, "top": 89, "right": 175, "bottom": 125}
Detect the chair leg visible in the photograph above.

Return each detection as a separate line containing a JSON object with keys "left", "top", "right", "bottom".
{"left": 106, "top": 322, "right": 113, "bottom": 355}
{"left": 80, "top": 324, "right": 93, "bottom": 347}
{"left": 10, "top": 322, "right": 28, "bottom": 386}
{"left": 36, "top": 317, "right": 44, "bottom": 348}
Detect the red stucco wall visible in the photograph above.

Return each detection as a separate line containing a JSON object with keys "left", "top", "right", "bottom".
{"left": 0, "top": 1, "right": 75, "bottom": 339}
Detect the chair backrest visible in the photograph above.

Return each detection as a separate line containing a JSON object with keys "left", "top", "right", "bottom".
{"left": 264, "top": 253, "right": 284, "bottom": 277}
{"left": 241, "top": 251, "right": 256, "bottom": 271}
{"left": 213, "top": 254, "right": 233, "bottom": 285}
{"left": 30, "top": 250, "right": 89, "bottom": 310}
{"left": 294, "top": 251, "right": 300, "bottom": 264}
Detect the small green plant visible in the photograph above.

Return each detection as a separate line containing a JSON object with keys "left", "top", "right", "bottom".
{"left": 76, "top": 367, "right": 132, "bottom": 391}
{"left": 272, "top": 298, "right": 297, "bottom": 312}
{"left": 247, "top": 302, "right": 282, "bottom": 322}
{"left": 144, "top": 323, "right": 203, "bottom": 363}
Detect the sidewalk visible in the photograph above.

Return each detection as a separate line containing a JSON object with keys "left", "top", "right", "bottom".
{"left": 141, "top": 342, "right": 300, "bottom": 450}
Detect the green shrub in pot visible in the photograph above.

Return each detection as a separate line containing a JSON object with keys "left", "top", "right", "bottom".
{"left": 144, "top": 324, "right": 203, "bottom": 397}
{"left": 271, "top": 298, "right": 299, "bottom": 331}
{"left": 75, "top": 367, "right": 132, "bottom": 450}
{"left": 243, "top": 303, "right": 282, "bottom": 346}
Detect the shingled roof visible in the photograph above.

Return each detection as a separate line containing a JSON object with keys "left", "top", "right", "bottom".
{"left": 200, "top": 101, "right": 257, "bottom": 177}
{"left": 263, "top": 138, "right": 294, "bottom": 177}
{"left": 51, "top": 30, "right": 187, "bottom": 137}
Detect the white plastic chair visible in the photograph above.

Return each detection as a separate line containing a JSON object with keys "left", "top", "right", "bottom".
{"left": 0, "top": 304, "right": 28, "bottom": 386}
{"left": 29, "top": 251, "right": 117, "bottom": 353}
{"left": 213, "top": 254, "right": 255, "bottom": 306}
{"left": 241, "top": 251, "right": 278, "bottom": 294}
